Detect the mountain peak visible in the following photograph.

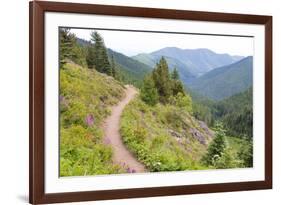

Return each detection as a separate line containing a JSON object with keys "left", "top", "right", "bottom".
{"left": 148, "top": 46, "right": 245, "bottom": 76}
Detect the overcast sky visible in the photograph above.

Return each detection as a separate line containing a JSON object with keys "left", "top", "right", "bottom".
{"left": 69, "top": 28, "right": 253, "bottom": 57}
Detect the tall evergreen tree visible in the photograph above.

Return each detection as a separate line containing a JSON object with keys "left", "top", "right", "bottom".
{"left": 171, "top": 67, "right": 180, "bottom": 80}
{"left": 59, "top": 28, "right": 87, "bottom": 67}
{"left": 110, "top": 54, "right": 117, "bottom": 78}
{"left": 86, "top": 44, "right": 95, "bottom": 69}
{"left": 152, "top": 57, "right": 172, "bottom": 103}
{"left": 140, "top": 75, "right": 159, "bottom": 106}
{"left": 90, "top": 31, "right": 111, "bottom": 75}
{"left": 59, "top": 28, "right": 76, "bottom": 67}
{"left": 170, "top": 67, "right": 185, "bottom": 95}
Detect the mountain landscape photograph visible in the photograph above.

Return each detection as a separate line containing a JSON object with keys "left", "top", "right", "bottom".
{"left": 59, "top": 27, "right": 254, "bottom": 177}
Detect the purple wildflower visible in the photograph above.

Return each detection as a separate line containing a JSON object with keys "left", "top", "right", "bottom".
{"left": 59, "top": 95, "right": 65, "bottom": 102}
{"left": 59, "top": 95, "right": 69, "bottom": 111}
{"left": 104, "top": 137, "right": 111, "bottom": 145}
{"left": 85, "top": 114, "right": 94, "bottom": 126}
{"left": 126, "top": 167, "right": 136, "bottom": 173}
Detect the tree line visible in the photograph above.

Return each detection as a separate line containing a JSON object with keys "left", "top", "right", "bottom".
{"left": 59, "top": 28, "right": 119, "bottom": 80}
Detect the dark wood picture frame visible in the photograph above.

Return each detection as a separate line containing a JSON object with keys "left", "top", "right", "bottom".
{"left": 29, "top": 1, "right": 272, "bottom": 204}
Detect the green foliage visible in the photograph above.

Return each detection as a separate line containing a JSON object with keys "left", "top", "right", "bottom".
{"left": 191, "top": 87, "right": 253, "bottom": 139}
{"left": 60, "top": 125, "right": 122, "bottom": 176}
{"left": 223, "top": 136, "right": 253, "bottom": 168}
{"left": 121, "top": 97, "right": 212, "bottom": 172}
{"left": 192, "top": 103, "right": 214, "bottom": 126}
{"left": 60, "top": 62, "right": 125, "bottom": 176}
{"left": 59, "top": 28, "right": 87, "bottom": 67}
{"left": 152, "top": 57, "right": 172, "bottom": 103}
{"left": 201, "top": 123, "right": 227, "bottom": 166}
{"left": 214, "top": 87, "right": 253, "bottom": 139}
{"left": 71, "top": 43, "right": 87, "bottom": 67}
{"left": 59, "top": 28, "right": 75, "bottom": 66}
{"left": 140, "top": 75, "right": 159, "bottom": 106}
{"left": 87, "top": 31, "right": 112, "bottom": 75}
{"left": 189, "top": 90, "right": 215, "bottom": 126}
{"left": 201, "top": 124, "right": 252, "bottom": 169}
{"left": 107, "top": 49, "right": 152, "bottom": 87}
{"left": 76, "top": 37, "right": 152, "bottom": 87}
{"left": 169, "top": 92, "right": 193, "bottom": 113}
{"left": 171, "top": 80, "right": 185, "bottom": 96}
{"left": 237, "top": 139, "right": 253, "bottom": 167}
{"left": 110, "top": 54, "right": 117, "bottom": 78}
{"left": 145, "top": 57, "right": 187, "bottom": 107}
{"left": 171, "top": 67, "right": 180, "bottom": 80}
{"left": 86, "top": 45, "right": 95, "bottom": 69}
{"left": 213, "top": 148, "right": 241, "bottom": 169}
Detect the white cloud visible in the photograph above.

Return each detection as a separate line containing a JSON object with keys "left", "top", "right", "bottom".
{"left": 70, "top": 28, "right": 253, "bottom": 57}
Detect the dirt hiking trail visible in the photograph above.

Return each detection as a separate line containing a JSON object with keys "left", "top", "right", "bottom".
{"left": 103, "top": 85, "right": 146, "bottom": 173}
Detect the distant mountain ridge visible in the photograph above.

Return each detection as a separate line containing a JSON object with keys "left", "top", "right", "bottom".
{"left": 188, "top": 56, "right": 253, "bottom": 100}
{"left": 133, "top": 47, "right": 244, "bottom": 77}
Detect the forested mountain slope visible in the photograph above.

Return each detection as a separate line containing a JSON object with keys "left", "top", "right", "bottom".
{"left": 188, "top": 56, "right": 253, "bottom": 100}
{"left": 107, "top": 49, "right": 152, "bottom": 86}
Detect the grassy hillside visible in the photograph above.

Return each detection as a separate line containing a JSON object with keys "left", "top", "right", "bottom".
{"left": 120, "top": 97, "right": 214, "bottom": 171}
{"left": 189, "top": 56, "right": 253, "bottom": 100}
{"left": 60, "top": 62, "right": 126, "bottom": 176}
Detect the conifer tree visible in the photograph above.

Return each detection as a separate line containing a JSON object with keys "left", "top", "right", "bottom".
{"left": 152, "top": 57, "right": 172, "bottom": 103}
{"left": 141, "top": 75, "right": 159, "bottom": 106}
{"left": 171, "top": 67, "right": 180, "bottom": 80}
{"left": 170, "top": 67, "right": 185, "bottom": 95}
{"left": 110, "top": 54, "right": 117, "bottom": 78}
{"left": 89, "top": 31, "right": 111, "bottom": 75}
{"left": 59, "top": 28, "right": 76, "bottom": 67}
{"left": 86, "top": 44, "right": 95, "bottom": 69}
{"left": 171, "top": 80, "right": 185, "bottom": 96}
{"left": 201, "top": 123, "right": 227, "bottom": 166}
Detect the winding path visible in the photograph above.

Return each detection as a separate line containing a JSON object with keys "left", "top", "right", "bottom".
{"left": 103, "top": 85, "right": 146, "bottom": 173}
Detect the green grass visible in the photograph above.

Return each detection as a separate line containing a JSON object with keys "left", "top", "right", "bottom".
{"left": 60, "top": 62, "right": 126, "bottom": 176}
{"left": 120, "top": 97, "right": 213, "bottom": 172}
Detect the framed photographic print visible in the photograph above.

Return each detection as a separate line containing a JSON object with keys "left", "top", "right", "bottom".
{"left": 29, "top": 1, "right": 272, "bottom": 204}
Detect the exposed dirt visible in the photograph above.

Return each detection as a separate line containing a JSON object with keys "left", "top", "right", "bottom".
{"left": 103, "top": 85, "right": 146, "bottom": 173}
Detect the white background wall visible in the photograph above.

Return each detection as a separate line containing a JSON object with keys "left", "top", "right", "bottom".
{"left": 0, "top": 0, "right": 279, "bottom": 204}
